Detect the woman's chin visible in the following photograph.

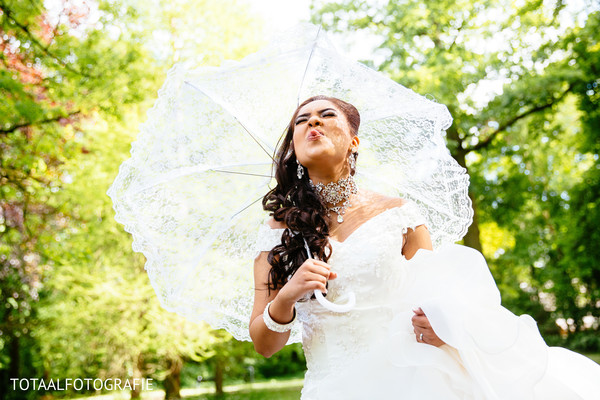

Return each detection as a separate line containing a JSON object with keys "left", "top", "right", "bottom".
{"left": 303, "top": 148, "right": 336, "bottom": 162}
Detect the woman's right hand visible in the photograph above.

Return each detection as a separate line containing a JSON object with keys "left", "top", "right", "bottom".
{"left": 277, "top": 258, "right": 338, "bottom": 305}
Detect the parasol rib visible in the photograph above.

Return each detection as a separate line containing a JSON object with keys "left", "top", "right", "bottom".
{"left": 296, "top": 25, "right": 323, "bottom": 107}
{"left": 122, "top": 162, "right": 272, "bottom": 197}
{"left": 183, "top": 81, "right": 275, "bottom": 162}
{"left": 231, "top": 195, "right": 264, "bottom": 219}
{"left": 172, "top": 193, "right": 266, "bottom": 296}
{"left": 210, "top": 169, "right": 272, "bottom": 178}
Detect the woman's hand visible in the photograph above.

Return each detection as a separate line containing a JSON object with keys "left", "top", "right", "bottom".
{"left": 412, "top": 307, "right": 446, "bottom": 347}
{"left": 277, "top": 258, "right": 338, "bottom": 305}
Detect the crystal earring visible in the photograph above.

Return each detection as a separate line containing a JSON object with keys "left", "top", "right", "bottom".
{"left": 349, "top": 151, "right": 357, "bottom": 172}
{"left": 297, "top": 159, "right": 304, "bottom": 179}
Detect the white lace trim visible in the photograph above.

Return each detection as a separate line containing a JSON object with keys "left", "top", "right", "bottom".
{"left": 254, "top": 221, "right": 285, "bottom": 258}
{"left": 253, "top": 201, "right": 428, "bottom": 258}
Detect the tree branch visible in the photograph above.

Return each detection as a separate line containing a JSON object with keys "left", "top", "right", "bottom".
{"left": 447, "top": 19, "right": 465, "bottom": 54}
{"left": 0, "top": 2, "right": 95, "bottom": 78}
{"left": 0, "top": 110, "right": 82, "bottom": 135}
{"left": 466, "top": 84, "right": 573, "bottom": 153}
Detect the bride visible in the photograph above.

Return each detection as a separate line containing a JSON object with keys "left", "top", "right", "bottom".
{"left": 249, "top": 95, "right": 600, "bottom": 399}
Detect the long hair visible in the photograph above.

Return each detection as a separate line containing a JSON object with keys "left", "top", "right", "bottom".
{"left": 261, "top": 95, "right": 360, "bottom": 293}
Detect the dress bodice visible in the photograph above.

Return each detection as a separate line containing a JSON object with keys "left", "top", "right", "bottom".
{"left": 253, "top": 202, "right": 428, "bottom": 374}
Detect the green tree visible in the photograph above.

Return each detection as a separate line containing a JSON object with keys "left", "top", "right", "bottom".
{"left": 310, "top": 0, "right": 599, "bottom": 343}
{"left": 1, "top": 0, "right": 158, "bottom": 397}
{"left": 1, "top": 0, "right": 268, "bottom": 398}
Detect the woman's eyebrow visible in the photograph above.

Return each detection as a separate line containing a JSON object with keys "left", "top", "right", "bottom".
{"left": 295, "top": 108, "right": 337, "bottom": 120}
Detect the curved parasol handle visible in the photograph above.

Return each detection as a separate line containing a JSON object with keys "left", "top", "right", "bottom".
{"left": 303, "top": 239, "right": 356, "bottom": 313}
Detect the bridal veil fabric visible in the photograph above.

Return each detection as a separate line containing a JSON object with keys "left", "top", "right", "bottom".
{"left": 106, "top": 23, "right": 473, "bottom": 342}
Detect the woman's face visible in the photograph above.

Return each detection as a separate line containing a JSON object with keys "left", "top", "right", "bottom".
{"left": 292, "top": 99, "right": 358, "bottom": 179}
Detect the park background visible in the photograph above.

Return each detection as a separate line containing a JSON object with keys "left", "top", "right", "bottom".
{"left": 1, "top": 0, "right": 599, "bottom": 399}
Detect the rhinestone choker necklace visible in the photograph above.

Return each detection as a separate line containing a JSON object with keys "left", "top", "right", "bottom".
{"left": 309, "top": 175, "right": 358, "bottom": 223}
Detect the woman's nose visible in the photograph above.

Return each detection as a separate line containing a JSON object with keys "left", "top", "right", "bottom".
{"left": 308, "top": 115, "right": 322, "bottom": 126}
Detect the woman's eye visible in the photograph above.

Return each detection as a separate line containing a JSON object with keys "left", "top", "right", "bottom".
{"left": 295, "top": 112, "right": 335, "bottom": 125}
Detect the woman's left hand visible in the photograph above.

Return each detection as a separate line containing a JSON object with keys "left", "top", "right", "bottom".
{"left": 412, "top": 307, "right": 446, "bottom": 347}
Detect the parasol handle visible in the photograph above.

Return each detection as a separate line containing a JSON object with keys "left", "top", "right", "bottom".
{"left": 303, "top": 239, "right": 356, "bottom": 313}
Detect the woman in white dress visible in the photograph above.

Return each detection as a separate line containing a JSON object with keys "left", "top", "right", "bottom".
{"left": 249, "top": 95, "right": 600, "bottom": 399}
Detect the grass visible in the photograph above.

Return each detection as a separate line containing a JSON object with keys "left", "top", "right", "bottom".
{"left": 188, "top": 386, "right": 301, "bottom": 400}
{"left": 583, "top": 352, "right": 600, "bottom": 365}
{"left": 186, "top": 378, "right": 303, "bottom": 400}
{"left": 70, "top": 377, "right": 304, "bottom": 400}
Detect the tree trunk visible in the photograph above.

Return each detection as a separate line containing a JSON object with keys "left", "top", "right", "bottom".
{"left": 463, "top": 191, "right": 483, "bottom": 252}
{"left": 0, "top": 335, "right": 20, "bottom": 400}
{"left": 163, "top": 356, "right": 183, "bottom": 400}
{"left": 130, "top": 353, "right": 144, "bottom": 400}
{"left": 447, "top": 121, "right": 483, "bottom": 252}
{"left": 9, "top": 335, "right": 19, "bottom": 379}
{"left": 214, "top": 356, "right": 224, "bottom": 395}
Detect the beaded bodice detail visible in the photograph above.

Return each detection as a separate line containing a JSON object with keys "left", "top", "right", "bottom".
{"left": 253, "top": 201, "right": 427, "bottom": 383}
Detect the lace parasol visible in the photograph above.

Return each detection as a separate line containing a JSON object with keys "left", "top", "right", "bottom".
{"left": 106, "top": 23, "right": 473, "bottom": 343}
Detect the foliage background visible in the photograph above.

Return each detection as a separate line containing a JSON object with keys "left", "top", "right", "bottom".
{"left": 0, "top": 0, "right": 598, "bottom": 399}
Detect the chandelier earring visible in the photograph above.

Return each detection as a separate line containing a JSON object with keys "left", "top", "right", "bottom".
{"left": 349, "top": 153, "right": 356, "bottom": 170}
{"left": 349, "top": 149, "right": 358, "bottom": 173}
{"left": 296, "top": 159, "right": 305, "bottom": 179}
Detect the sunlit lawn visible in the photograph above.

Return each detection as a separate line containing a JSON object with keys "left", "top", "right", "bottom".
{"left": 584, "top": 353, "right": 600, "bottom": 365}
{"left": 186, "top": 378, "right": 303, "bottom": 400}
{"left": 188, "top": 386, "right": 301, "bottom": 400}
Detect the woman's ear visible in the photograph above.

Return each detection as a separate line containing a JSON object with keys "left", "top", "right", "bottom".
{"left": 351, "top": 135, "right": 360, "bottom": 150}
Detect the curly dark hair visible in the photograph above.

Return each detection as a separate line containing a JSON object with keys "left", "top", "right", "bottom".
{"left": 261, "top": 95, "right": 360, "bottom": 294}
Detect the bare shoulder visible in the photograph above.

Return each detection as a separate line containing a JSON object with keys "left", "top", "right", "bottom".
{"left": 266, "top": 216, "right": 287, "bottom": 230}
{"left": 383, "top": 196, "right": 408, "bottom": 209}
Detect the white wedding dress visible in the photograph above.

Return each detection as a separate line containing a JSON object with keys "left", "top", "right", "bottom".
{"left": 254, "top": 201, "right": 600, "bottom": 399}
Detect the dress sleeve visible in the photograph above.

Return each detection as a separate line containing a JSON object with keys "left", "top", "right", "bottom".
{"left": 397, "top": 201, "right": 429, "bottom": 235}
{"left": 253, "top": 222, "right": 284, "bottom": 259}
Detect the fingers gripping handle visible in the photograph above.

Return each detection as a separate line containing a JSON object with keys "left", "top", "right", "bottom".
{"left": 303, "top": 238, "right": 356, "bottom": 313}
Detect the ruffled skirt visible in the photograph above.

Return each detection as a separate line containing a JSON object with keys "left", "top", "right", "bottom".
{"left": 301, "top": 244, "right": 600, "bottom": 400}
